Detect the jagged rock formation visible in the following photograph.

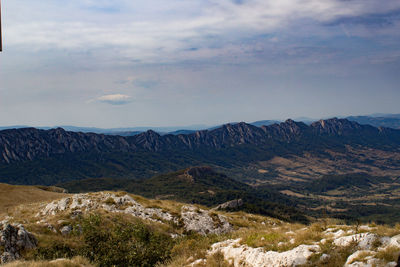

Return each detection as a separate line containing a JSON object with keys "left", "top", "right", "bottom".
{"left": 37, "top": 193, "right": 232, "bottom": 236}
{"left": 0, "top": 221, "right": 37, "bottom": 264}
{"left": 1, "top": 118, "right": 399, "bottom": 164}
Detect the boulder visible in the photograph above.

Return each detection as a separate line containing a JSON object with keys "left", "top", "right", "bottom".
{"left": 0, "top": 223, "right": 37, "bottom": 264}
{"left": 333, "top": 233, "right": 378, "bottom": 250}
{"left": 344, "top": 250, "right": 374, "bottom": 266}
{"left": 181, "top": 206, "right": 232, "bottom": 235}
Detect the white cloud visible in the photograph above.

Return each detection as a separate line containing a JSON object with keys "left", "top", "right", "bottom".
{"left": 96, "top": 94, "right": 132, "bottom": 105}
{"left": 4, "top": 0, "right": 400, "bottom": 64}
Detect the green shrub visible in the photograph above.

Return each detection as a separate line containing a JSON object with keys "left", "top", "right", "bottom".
{"left": 33, "top": 241, "right": 77, "bottom": 260}
{"left": 32, "top": 213, "right": 174, "bottom": 267}
{"left": 80, "top": 214, "right": 174, "bottom": 267}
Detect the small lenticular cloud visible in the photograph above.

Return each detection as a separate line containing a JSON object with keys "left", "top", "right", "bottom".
{"left": 97, "top": 94, "right": 132, "bottom": 105}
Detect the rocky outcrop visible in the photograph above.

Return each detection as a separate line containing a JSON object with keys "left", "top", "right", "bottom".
{"left": 207, "top": 238, "right": 320, "bottom": 267}
{"left": 38, "top": 193, "right": 176, "bottom": 224}
{"left": 37, "top": 193, "right": 232, "bottom": 236}
{"left": 0, "top": 222, "right": 37, "bottom": 264}
{"left": 181, "top": 206, "right": 232, "bottom": 235}
{"left": 214, "top": 199, "right": 243, "bottom": 210}
{"left": 262, "top": 119, "right": 309, "bottom": 142}
{"left": 333, "top": 233, "right": 379, "bottom": 250}
{"left": 187, "top": 226, "right": 400, "bottom": 267}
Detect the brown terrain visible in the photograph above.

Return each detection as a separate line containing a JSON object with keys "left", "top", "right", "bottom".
{"left": 0, "top": 183, "right": 67, "bottom": 214}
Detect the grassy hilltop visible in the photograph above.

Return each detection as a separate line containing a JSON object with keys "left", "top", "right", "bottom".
{"left": 1, "top": 186, "right": 400, "bottom": 267}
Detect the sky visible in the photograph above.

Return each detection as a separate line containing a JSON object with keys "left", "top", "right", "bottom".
{"left": 0, "top": 0, "right": 400, "bottom": 128}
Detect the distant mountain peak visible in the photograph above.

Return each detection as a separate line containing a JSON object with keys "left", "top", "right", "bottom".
{"left": 311, "top": 118, "right": 364, "bottom": 135}
{"left": 284, "top": 119, "right": 296, "bottom": 123}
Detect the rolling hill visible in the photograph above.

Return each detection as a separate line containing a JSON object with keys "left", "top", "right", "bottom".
{"left": 60, "top": 166, "right": 308, "bottom": 223}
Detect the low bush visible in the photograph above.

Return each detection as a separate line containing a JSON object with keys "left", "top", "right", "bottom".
{"left": 32, "top": 213, "right": 174, "bottom": 267}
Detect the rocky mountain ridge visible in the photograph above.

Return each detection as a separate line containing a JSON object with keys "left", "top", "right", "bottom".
{"left": 1, "top": 118, "right": 399, "bottom": 164}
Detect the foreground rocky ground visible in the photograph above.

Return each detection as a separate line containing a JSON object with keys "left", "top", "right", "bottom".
{"left": 1, "top": 191, "right": 400, "bottom": 266}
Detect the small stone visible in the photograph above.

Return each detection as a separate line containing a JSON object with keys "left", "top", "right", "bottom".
{"left": 60, "top": 225, "right": 72, "bottom": 235}
{"left": 320, "top": 254, "right": 330, "bottom": 261}
{"left": 46, "top": 224, "right": 57, "bottom": 233}
{"left": 57, "top": 220, "right": 67, "bottom": 225}
{"left": 188, "top": 259, "right": 206, "bottom": 266}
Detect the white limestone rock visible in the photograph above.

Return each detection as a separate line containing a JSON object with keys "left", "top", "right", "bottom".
{"left": 387, "top": 234, "right": 400, "bottom": 248}
{"left": 344, "top": 250, "right": 374, "bottom": 266}
{"left": 334, "top": 233, "right": 378, "bottom": 250}
{"left": 320, "top": 253, "right": 330, "bottom": 261}
{"left": 38, "top": 192, "right": 174, "bottom": 223}
{"left": 181, "top": 206, "right": 232, "bottom": 235}
{"left": 359, "top": 225, "right": 375, "bottom": 231}
{"left": 39, "top": 197, "right": 71, "bottom": 216}
{"left": 208, "top": 238, "right": 320, "bottom": 267}
{"left": 37, "top": 192, "right": 231, "bottom": 235}
{"left": 188, "top": 258, "right": 207, "bottom": 266}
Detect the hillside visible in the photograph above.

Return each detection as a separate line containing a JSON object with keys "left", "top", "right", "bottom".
{"left": 1, "top": 118, "right": 400, "bottom": 225}
{"left": 60, "top": 167, "right": 308, "bottom": 223}
{"left": 1, "top": 188, "right": 400, "bottom": 267}
{"left": 0, "top": 183, "right": 67, "bottom": 214}
{"left": 59, "top": 167, "right": 400, "bottom": 224}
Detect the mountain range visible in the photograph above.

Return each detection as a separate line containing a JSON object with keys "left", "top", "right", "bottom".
{"left": 0, "top": 117, "right": 399, "bottom": 185}
{"left": 1, "top": 118, "right": 399, "bottom": 164}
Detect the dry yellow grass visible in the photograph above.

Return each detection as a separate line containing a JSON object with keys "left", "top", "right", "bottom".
{"left": 2, "top": 257, "right": 94, "bottom": 267}
{"left": 3, "top": 186, "right": 400, "bottom": 267}
{"left": 0, "top": 183, "right": 68, "bottom": 215}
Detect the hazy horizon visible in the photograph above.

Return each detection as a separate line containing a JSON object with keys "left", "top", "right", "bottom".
{"left": 1, "top": 0, "right": 400, "bottom": 128}
{"left": 1, "top": 113, "right": 399, "bottom": 130}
